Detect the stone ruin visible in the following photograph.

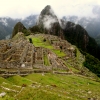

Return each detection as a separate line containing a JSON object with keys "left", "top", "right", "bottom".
{"left": 42, "top": 34, "right": 75, "bottom": 58}
{"left": 0, "top": 33, "right": 76, "bottom": 76}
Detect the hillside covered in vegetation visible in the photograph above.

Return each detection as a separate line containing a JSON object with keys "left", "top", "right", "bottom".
{"left": 0, "top": 73, "right": 100, "bottom": 100}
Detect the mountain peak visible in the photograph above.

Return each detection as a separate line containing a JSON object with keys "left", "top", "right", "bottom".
{"left": 44, "top": 5, "right": 51, "bottom": 10}
{"left": 36, "top": 5, "right": 58, "bottom": 29}
{"left": 40, "top": 5, "right": 52, "bottom": 16}
{"left": 11, "top": 22, "right": 26, "bottom": 38}
{"left": 34, "top": 5, "right": 65, "bottom": 39}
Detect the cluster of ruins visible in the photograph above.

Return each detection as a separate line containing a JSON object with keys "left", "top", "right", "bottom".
{"left": 0, "top": 33, "right": 76, "bottom": 76}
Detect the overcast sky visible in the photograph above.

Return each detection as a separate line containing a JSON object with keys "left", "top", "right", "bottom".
{"left": 0, "top": 0, "right": 100, "bottom": 18}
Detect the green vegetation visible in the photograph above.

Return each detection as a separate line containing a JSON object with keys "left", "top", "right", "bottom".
{"left": 7, "top": 75, "right": 32, "bottom": 86}
{"left": 52, "top": 49, "right": 66, "bottom": 57}
{"left": 12, "top": 22, "right": 26, "bottom": 38}
{"left": 0, "top": 95, "right": 14, "bottom": 100}
{"left": 22, "top": 29, "right": 30, "bottom": 36}
{"left": 0, "top": 73, "right": 100, "bottom": 100}
{"left": 27, "top": 36, "right": 66, "bottom": 57}
{"left": 29, "top": 38, "right": 33, "bottom": 43}
{"left": 0, "top": 77, "right": 9, "bottom": 84}
{"left": 32, "top": 37, "right": 53, "bottom": 49}
{"left": 83, "top": 52, "right": 100, "bottom": 77}
{"left": 63, "top": 60, "right": 80, "bottom": 73}
{"left": 29, "top": 25, "right": 44, "bottom": 33}
{"left": 75, "top": 48, "right": 80, "bottom": 60}
{"left": 44, "top": 54, "right": 50, "bottom": 66}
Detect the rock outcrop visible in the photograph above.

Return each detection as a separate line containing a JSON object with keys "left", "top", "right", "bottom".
{"left": 11, "top": 22, "right": 26, "bottom": 38}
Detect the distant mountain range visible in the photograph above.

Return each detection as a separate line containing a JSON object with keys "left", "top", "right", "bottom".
{"left": 0, "top": 15, "right": 38, "bottom": 39}
{"left": 0, "top": 13, "right": 100, "bottom": 45}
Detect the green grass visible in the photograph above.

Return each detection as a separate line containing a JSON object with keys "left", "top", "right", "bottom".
{"left": 75, "top": 48, "right": 80, "bottom": 60}
{"left": 52, "top": 49, "right": 66, "bottom": 57}
{"left": 63, "top": 60, "right": 80, "bottom": 73}
{"left": 0, "top": 95, "right": 15, "bottom": 100}
{"left": 25, "top": 73, "right": 100, "bottom": 100}
{"left": 32, "top": 37, "right": 53, "bottom": 49}
{"left": 30, "top": 37, "right": 66, "bottom": 57}
{"left": 0, "top": 77, "right": 9, "bottom": 84}
{"left": 7, "top": 75, "right": 32, "bottom": 86}
{"left": 44, "top": 54, "right": 50, "bottom": 66}
{"left": 0, "top": 77, "right": 11, "bottom": 93}
{"left": 0, "top": 74, "right": 100, "bottom": 100}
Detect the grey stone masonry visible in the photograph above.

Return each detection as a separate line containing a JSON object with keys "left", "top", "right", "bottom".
{"left": 0, "top": 33, "right": 76, "bottom": 76}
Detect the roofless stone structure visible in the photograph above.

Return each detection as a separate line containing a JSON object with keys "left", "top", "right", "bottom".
{"left": 0, "top": 33, "right": 83, "bottom": 77}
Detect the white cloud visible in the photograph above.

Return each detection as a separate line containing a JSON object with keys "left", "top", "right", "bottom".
{"left": 43, "top": 15, "right": 58, "bottom": 29}
{"left": 0, "top": 0, "right": 100, "bottom": 18}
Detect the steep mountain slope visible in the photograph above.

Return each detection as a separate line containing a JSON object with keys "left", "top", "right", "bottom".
{"left": 30, "top": 5, "right": 100, "bottom": 60}
{"left": 63, "top": 16, "right": 100, "bottom": 45}
{"left": 63, "top": 21, "right": 99, "bottom": 59}
{"left": 30, "top": 5, "right": 64, "bottom": 39}
{"left": 11, "top": 22, "right": 26, "bottom": 38}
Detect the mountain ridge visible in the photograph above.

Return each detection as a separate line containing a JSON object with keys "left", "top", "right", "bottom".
{"left": 63, "top": 16, "right": 100, "bottom": 45}
{"left": 29, "top": 5, "right": 100, "bottom": 60}
{"left": 0, "top": 13, "right": 100, "bottom": 45}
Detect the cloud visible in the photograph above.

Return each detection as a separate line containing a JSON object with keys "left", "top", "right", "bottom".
{"left": 37, "top": 6, "right": 58, "bottom": 29}
{"left": 92, "top": 5, "right": 100, "bottom": 16}
{"left": 43, "top": 15, "right": 58, "bottom": 29}
{"left": 0, "top": 0, "right": 100, "bottom": 18}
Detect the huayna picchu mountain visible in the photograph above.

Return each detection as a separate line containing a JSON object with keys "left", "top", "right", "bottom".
{"left": 30, "top": 5, "right": 64, "bottom": 39}
{"left": 30, "top": 5, "right": 100, "bottom": 60}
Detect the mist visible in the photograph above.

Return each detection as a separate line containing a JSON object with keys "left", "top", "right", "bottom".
{"left": 43, "top": 15, "right": 58, "bottom": 29}
{"left": 92, "top": 5, "right": 100, "bottom": 18}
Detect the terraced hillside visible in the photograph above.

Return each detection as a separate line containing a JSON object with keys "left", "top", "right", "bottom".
{"left": 0, "top": 32, "right": 100, "bottom": 100}
{"left": 0, "top": 32, "right": 95, "bottom": 77}
{"left": 0, "top": 73, "right": 100, "bottom": 100}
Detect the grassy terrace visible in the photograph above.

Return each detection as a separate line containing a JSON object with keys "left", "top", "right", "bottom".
{"left": 32, "top": 37, "right": 53, "bottom": 49}
{"left": 52, "top": 49, "right": 66, "bottom": 57}
{"left": 0, "top": 74, "right": 100, "bottom": 100}
{"left": 44, "top": 54, "right": 50, "bottom": 66}
{"left": 27, "top": 36, "right": 66, "bottom": 57}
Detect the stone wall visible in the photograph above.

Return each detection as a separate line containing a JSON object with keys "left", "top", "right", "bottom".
{"left": 0, "top": 34, "right": 76, "bottom": 75}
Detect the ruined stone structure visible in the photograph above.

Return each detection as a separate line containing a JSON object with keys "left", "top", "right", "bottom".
{"left": 0, "top": 33, "right": 76, "bottom": 76}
